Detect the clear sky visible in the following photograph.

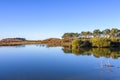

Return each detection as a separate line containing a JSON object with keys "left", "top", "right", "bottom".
{"left": 0, "top": 0, "right": 120, "bottom": 40}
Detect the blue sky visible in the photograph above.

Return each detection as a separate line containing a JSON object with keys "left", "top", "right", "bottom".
{"left": 0, "top": 0, "right": 120, "bottom": 40}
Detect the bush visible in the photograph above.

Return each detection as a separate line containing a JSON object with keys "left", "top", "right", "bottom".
{"left": 91, "top": 38, "right": 111, "bottom": 48}
{"left": 72, "top": 39, "right": 81, "bottom": 49}
{"left": 72, "top": 39, "right": 91, "bottom": 49}
{"left": 110, "top": 37, "right": 120, "bottom": 42}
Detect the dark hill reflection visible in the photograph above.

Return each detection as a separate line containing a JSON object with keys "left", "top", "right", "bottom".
{"left": 62, "top": 46, "right": 120, "bottom": 59}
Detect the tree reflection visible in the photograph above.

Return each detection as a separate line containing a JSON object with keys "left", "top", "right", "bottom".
{"left": 62, "top": 46, "right": 120, "bottom": 59}
{"left": 92, "top": 48, "right": 111, "bottom": 58}
{"left": 62, "top": 46, "right": 72, "bottom": 53}
{"left": 72, "top": 47, "right": 91, "bottom": 56}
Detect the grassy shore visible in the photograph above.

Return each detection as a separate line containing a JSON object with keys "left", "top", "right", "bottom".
{"left": 0, "top": 40, "right": 42, "bottom": 46}
{"left": 0, "top": 37, "right": 120, "bottom": 48}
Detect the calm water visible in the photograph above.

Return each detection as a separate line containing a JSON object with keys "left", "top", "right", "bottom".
{"left": 0, "top": 45, "right": 120, "bottom": 80}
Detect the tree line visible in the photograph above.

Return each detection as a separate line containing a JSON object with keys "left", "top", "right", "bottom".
{"left": 62, "top": 28, "right": 120, "bottom": 39}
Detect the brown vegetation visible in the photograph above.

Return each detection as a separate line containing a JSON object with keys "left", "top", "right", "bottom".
{"left": 0, "top": 38, "right": 42, "bottom": 46}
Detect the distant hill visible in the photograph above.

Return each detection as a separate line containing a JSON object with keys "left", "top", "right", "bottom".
{"left": 1, "top": 38, "right": 26, "bottom": 42}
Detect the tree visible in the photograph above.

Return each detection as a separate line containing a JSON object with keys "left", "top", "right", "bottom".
{"left": 62, "top": 33, "right": 79, "bottom": 39}
{"left": 110, "top": 28, "right": 119, "bottom": 37}
{"left": 102, "top": 29, "right": 110, "bottom": 38}
{"left": 86, "top": 31, "right": 92, "bottom": 38}
{"left": 93, "top": 29, "right": 101, "bottom": 37}
{"left": 80, "top": 31, "right": 87, "bottom": 38}
{"left": 116, "top": 30, "right": 120, "bottom": 37}
{"left": 80, "top": 31, "right": 92, "bottom": 38}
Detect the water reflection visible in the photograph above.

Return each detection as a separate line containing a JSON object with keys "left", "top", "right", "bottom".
{"left": 0, "top": 45, "right": 119, "bottom": 80}
{"left": 62, "top": 46, "right": 120, "bottom": 59}
{"left": 0, "top": 44, "right": 46, "bottom": 48}
{"left": 62, "top": 46, "right": 120, "bottom": 74}
{"left": 35, "top": 44, "right": 46, "bottom": 47}
{"left": 0, "top": 45, "right": 26, "bottom": 48}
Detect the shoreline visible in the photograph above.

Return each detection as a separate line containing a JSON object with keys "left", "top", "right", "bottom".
{"left": 0, "top": 40, "right": 120, "bottom": 49}
{"left": 0, "top": 41, "right": 42, "bottom": 46}
{"left": 0, "top": 37, "right": 120, "bottom": 48}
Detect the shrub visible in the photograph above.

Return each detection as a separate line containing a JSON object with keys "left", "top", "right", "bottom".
{"left": 72, "top": 39, "right": 91, "bottom": 49}
{"left": 72, "top": 39, "right": 81, "bottom": 49}
{"left": 91, "top": 38, "right": 111, "bottom": 48}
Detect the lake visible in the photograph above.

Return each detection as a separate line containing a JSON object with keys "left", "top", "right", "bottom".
{"left": 0, "top": 45, "right": 120, "bottom": 80}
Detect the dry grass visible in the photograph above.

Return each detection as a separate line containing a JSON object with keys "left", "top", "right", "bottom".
{"left": 0, "top": 41, "right": 42, "bottom": 46}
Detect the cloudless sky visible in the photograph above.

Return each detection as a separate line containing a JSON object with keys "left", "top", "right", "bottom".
{"left": 0, "top": 0, "right": 120, "bottom": 40}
